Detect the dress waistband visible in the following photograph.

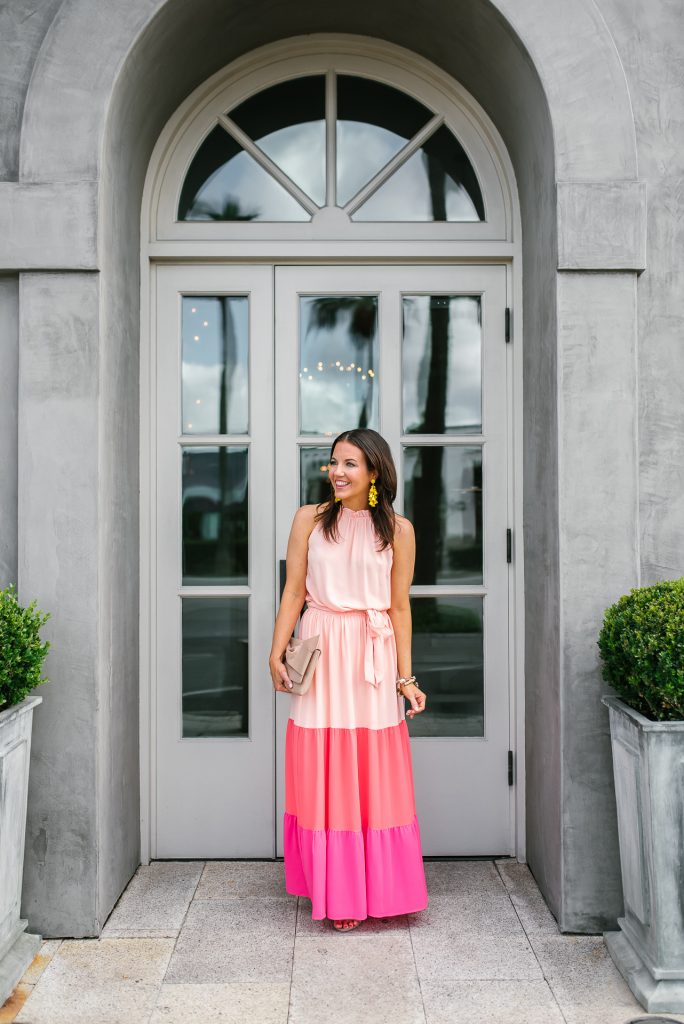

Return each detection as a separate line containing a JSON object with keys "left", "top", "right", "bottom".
{"left": 303, "top": 600, "right": 394, "bottom": 688}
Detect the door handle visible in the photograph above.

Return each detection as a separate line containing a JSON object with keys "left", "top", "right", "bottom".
{"left": 279, "top": 559, "right": 308, "bottom": 616}
{"left": 279, "top": 559, "right": 286, "bottom": 603}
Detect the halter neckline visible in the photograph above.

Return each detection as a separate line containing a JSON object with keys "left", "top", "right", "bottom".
{"left": 339, "top": 505, "right": 372, "bottom": 518}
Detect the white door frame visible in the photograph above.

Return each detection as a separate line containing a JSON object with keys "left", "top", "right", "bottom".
{"left": 141, "top": 257, "right": 525, "bottom": 863}
{"left": 139, "top": 34, "right": 526, "bottom": 865}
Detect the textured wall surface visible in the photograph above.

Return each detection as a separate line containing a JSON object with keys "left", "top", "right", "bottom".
{"left": 0, "top": 277, "right": 18, "bottom": 588}
{"left": 17, "top": 273, "right": 101, "bottom": 934}
{"left": 596, "top": 0, "right": 684, "bottom": 584}
{"left": 557, "top": 272, "right": 639, "bottom": 929}
{"left": 0, "top": 0, "right": 62, "bottom": 181}
{"left": 0, "top": 0, "right": 61, "bottom": 591}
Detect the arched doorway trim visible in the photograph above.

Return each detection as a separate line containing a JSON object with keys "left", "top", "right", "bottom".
{"left": 145, "top": 38, "right": 514, "bottom": 248}
{"left": 139, "top": 35, "right": 525, "bottom": 868}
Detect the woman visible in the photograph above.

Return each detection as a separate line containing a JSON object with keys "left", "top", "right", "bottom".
{"left": 269, "top": 428, "right": 429, "bottom": 931}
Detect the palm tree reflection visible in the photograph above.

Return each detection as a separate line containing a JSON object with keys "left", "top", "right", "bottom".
{"left": 187, "top": 197, "right": 259, "bottom": 221}
{"left": 411, "top": 152, "right": 447, "bottom": 588}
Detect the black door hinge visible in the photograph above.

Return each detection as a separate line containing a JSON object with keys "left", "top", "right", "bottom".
{"left": 508, "top": 750, "right": 514, "bottom": 786}
{"left": 506, "top": 528, "right": 512, "bottom": 563}
{"left": 505, "top": 307, "right": 511, "bottom": 343}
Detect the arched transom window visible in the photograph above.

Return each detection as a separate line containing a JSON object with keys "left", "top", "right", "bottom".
{"left": 149, "top": 44, "right": 512, "bottom": 242}
{"left": 179, "top": 73, "right": 485, "bottom": 223}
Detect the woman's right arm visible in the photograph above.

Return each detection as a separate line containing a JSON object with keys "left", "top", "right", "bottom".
{"left": 268, "top": 505, "right": 314, "bottom": 692}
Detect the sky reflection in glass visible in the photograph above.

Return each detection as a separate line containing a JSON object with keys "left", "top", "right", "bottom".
{"left": 299, "top": 296, "right": 379, "bottom": 436}
{"left": 185, "top": 147, "right": 309, "bottom": 221}
{"left": 256, "top": 122, "right": 325, "bottom": 206}
{"left": 338, "top": 122, "right": 411, "bottom": 206}
{"left": 229, "top": 76, "right": 326, "bottom": 206}
{"left": 181, "top": 296, "right": 249, "bottom": 434}
{"left": 354, "top": 126, "right": 484, "bottom": 221}
{"left": 403, "top": 296, "right": 482, "bottom": 434}
{"left": 336, "top": 74, "right": 432, "bottom": 206}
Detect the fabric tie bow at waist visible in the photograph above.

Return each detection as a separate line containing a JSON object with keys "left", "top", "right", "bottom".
{"left": 363, "top": 608, "right": 394, "bottom": 688}
{"left": 304, "top": 602, "right": 394, "bottom": 688}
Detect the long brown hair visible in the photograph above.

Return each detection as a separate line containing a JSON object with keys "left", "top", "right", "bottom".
{"left": 313, "top": 429, "right": 397, "bottom": 551}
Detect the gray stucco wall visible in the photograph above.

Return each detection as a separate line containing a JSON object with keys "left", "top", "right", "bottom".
{"left": 558, "top": 272, "right": 639, "bottom": 929}
{"left": 596, "top": 0, "right": 684, "bottom": 585}
{"left": 0, "top": 276, "right": 19, "bottom": 588}
{"left": 17, "top": 273, "right": 101, "bottom": 933}
{"left": 0, "top": 0, "right": 62, "bottom": 591}
{"left": 559, "top": 0, "right": 684, "bottom": 927}
{"left": 0, "top": 0, "right": 62, "bottom": 181}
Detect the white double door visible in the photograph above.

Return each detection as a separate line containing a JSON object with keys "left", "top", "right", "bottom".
{"left": 152, "top": 263, "right": 512, "bottom": 858}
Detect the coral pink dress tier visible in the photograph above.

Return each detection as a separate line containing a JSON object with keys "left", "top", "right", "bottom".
{"left": 284, "top": 504, "right": 429, "bottom": 921}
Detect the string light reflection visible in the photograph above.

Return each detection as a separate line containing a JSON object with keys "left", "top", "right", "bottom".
{"left": 299, "top": 362, "right": 376, "bottom": 379}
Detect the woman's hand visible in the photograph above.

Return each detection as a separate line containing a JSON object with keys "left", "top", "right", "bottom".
{"left": 401, "top": 683, "right": 427, "bottom": 719}
{"left": 270, "top": 654, "right": 293, "bottom": 693}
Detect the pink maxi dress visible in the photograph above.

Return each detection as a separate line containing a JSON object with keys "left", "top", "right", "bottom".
{"left": 283, "top": 504, "right": 429, "bottom": 921}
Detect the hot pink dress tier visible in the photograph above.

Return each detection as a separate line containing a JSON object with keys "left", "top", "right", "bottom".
{"left": 283, "top": 504, "right": 429, "bottom": 921}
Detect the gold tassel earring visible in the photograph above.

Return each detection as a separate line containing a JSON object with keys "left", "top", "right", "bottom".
{"left": 368, "top": 477, "right": 378, "bottom": 508}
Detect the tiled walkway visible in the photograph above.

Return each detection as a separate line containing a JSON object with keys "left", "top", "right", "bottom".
{"left": 2, "top": 858, "right": 681, "bottom": 1024}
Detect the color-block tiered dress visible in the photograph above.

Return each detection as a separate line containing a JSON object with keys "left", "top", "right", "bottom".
{"left": 283, "top": 504, "right": 429, "bottom": 921}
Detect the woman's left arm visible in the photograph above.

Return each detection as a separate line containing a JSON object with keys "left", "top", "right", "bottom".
{"left": 388, "top": 516, "right": 426, "bottom": 718}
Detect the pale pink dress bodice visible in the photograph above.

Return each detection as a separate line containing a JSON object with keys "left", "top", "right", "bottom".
{"left": 304, "top": 506, "right": 392, "bottom": 612}
{"left": 293, "top": 505, "right": 403, "bottom": 730}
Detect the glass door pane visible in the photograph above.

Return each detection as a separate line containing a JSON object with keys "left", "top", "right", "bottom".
{"left": 404, "top": 444, "right": 483, "bottom": 587}
{"left": 403, "top": 295, "right": 482, "bottom": 434}
{"left": 300, "top": 446, "right": 336, "bottom": 506}
{"left": 402, "top": 286, "right": 487, "bottom": 740}
{"left": 298, "top": 295, "right": 379, "bottom": 435}
{"left": 409, "top": 596, "right": 484, "bottom": 738}
{"left": 182, "top": 445, "right": 248, "bottom": 587}
{"left": 182, "top": 597, "right": 249, "bottom": 737}
{"left": 181, "top": 296, "right": 249, "bottom": 435}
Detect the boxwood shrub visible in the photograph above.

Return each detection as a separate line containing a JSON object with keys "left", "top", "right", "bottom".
{"left": 598, "top": 577, "right": 684, "bottom": 721}
{"left": 0, "top": 583, "right": 51, "bottom": 712}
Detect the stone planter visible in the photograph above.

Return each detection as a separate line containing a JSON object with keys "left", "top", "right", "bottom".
{"left": 0, "top": 694, "right": 43, "bottom": 1006}
{"left": 602, "top": 694, "right": 684, "bottom": 1012}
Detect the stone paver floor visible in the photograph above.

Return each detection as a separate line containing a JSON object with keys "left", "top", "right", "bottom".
{"left": 2, "top": 858, "right": 682, "bottom": 1024}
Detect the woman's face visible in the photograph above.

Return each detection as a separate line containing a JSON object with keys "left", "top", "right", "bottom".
{"left": 328, "top": 441, "right": 375, "bottom": 504}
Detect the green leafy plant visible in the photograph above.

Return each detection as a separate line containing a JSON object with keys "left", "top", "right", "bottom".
{"left": 0, "top": 583, "right": 51, "bottom": 712}
{"left": 597, "top": 577, "right": 684, "bottom": 721}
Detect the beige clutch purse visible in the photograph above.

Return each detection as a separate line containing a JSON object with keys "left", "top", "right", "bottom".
{"left": 284, "top": 634, "right": 321, "bottom": 695}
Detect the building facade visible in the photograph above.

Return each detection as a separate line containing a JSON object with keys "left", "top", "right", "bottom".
{"left": 0, "top": 0, "right": 682, "bottom": 937}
